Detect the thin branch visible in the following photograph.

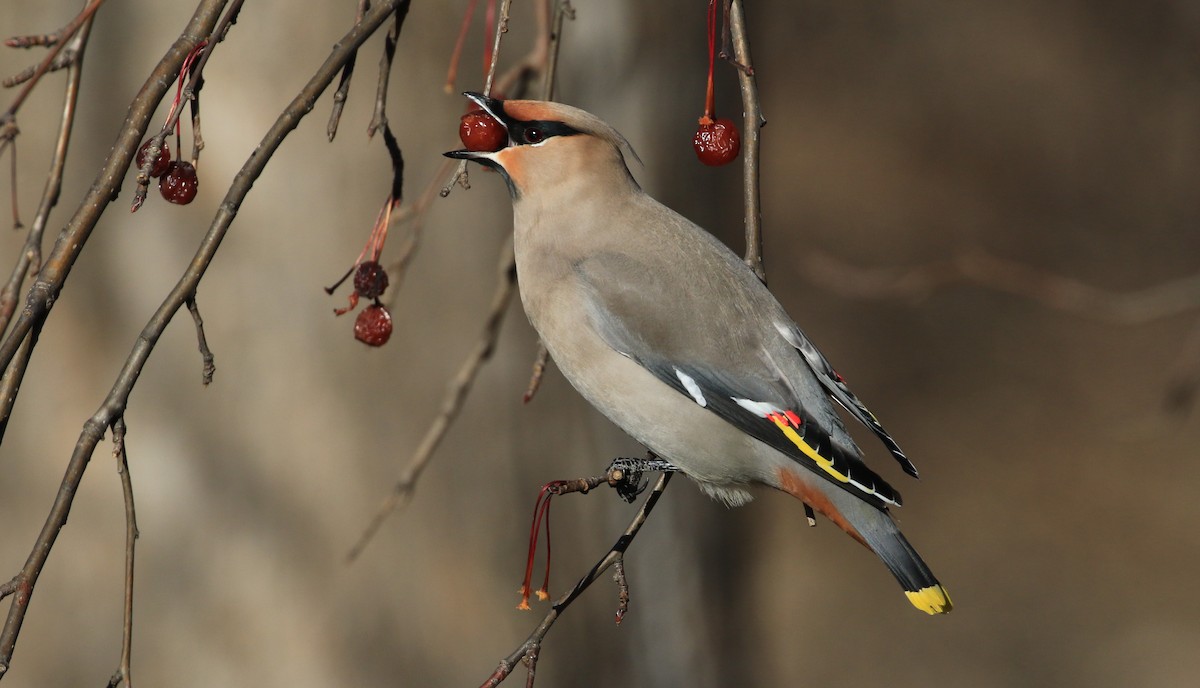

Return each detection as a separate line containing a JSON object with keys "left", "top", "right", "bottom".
{"left": 106, "top": 418, "right": 137, "bottom": 688}
{"left": 478, "top": 473, "right": 674, "bottom": 688}
{"left": 0, "top": 6, "right": 94, "bottom": 428}
{"left": 0, "top": 2, "right": 407, "bottom": 677}
{"left": 521, "top": 343, "right": 549, "bottom": 403}
{"left": 185, "top": 296, "right": 215, "bottom": 386}
{"left": 726, "top": 0, "right": 765, "bottom": 282}
{"left": 0, "top": 12, "right": 92, "bottom": 325}
{"left": 328, "top": 0, "right": 369, "bottom": 141}
{"left": 0, "top": 0, "right": 106, "bottom": 122}
{"left": 3, "top": 34, "right": 59, "bottom": 50}
{"left": 347, "top": 238, "right": 518, "bottom": 563}
{"left": 800, "top": 247, "right": 1200, "bottom": 325}
{"left": 367, "top": 3, "right": 408, "bottom": 139}
{"left": 541, "top": 0, "right": 572, "bottom": 102}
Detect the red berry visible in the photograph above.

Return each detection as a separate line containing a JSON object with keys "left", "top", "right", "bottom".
{"left": 354, "top": 304, "right": 393, "bottom": 347}
{"left": 159, "top": 161, "right": 199, "bottom": 204}
{"left": 353, "top": 261, "right": 389, "bottom": 299}
{"left": 136, "top": 139, "right": 172, "bottom": 178}
{"left": 693, "top": 117, "right": 741, "bottom": 166}
{"left": 459, "top": 110, "right": 507, "bottom": 152}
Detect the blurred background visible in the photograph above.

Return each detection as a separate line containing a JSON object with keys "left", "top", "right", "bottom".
{"left": 1, "top": 1, "right": 1198, "bottom": 686}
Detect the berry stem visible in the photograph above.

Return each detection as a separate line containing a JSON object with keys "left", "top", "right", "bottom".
{"left": 703, "top": 0, "right": 718, "bottom": 122}
{"left": 443, "top": 0, "right": 478, "bottom": 93}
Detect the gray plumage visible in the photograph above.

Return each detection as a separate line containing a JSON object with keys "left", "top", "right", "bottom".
{"left": 446, "top": 94, "right": 952, "bottom": 614}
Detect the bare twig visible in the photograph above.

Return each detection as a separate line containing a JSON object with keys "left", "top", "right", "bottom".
{"left": 0, "top": 8, "right": 87, "bottom": 328}
{"left": 106, "top": 418, "right": 138, "bottom": 688}
{"left": 0, "top": 0, "right": 106, "bottom": 122}
{"left": 726, "top": 0, "right": 765, "bottom": 282}
{"left": 800, "top": 247, "right": 1200, "bottom": 325}
{"left": 185, "top": 296, "right": 215, "bottom": 386}
{"left": 802, "top": 246, "right": 1200, "bottom": 413}
{"left": 0, "top": 2, "right": 408, "bottom": 677}
{"left": 328, "top": 0, "right": 369, "bottom": 141}
{"left": 478, "top": 473, "right": 674, "bottom": 688}
{"left": 521, "top": 343, "right": 549, "bottom": 403}
{"left": 490, "top": 0, "right": 551, "bottom": 100}
{"left": 347, "top": 239, "right": 518, "bottom": 563}
{"left": 0, "top": 7, "right": 91, "bottom": 432}
{"left": 541, "top": 0, "right": 573, "bottom": 102}
{"left": 3, "top": 34, "right": 59, "bottom": 50}
{"left": 367, "top": 3, "right": 409, "bottom": 139}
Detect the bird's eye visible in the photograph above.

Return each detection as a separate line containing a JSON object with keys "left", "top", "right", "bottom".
{"left": 523, "top": 126, "right": 545, "bottom": 144}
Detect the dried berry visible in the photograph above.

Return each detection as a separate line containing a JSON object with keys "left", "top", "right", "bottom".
{"left": 159, "top": 161, "right": 199, "bottom": 204}
{"left": 353, "top": 261, "right": 389, "bottom": 300}
{"left": 459, "top": 109, "right": 507, "bottom": 152}
{"left": 136, "top": 139, "right": 172, "bottom": 178}
{"left": 693, "top": 118, "right": 741, "bottom": 166}
{"left": 354, "top": 304, "right": 393, "bottom": 347}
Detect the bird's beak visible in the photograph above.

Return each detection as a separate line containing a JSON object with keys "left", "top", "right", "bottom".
{"left": 444, "top": 91, "right": 509, "bottom": 160}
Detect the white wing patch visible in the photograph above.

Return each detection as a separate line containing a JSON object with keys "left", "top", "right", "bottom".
{"left": 733, "top": 397, "right": 783, "bottom": 417}
{"left": 675, "top": 369, "right": 707, "bottom": 407}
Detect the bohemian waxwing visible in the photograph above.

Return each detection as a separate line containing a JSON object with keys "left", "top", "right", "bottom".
{"left": 446, "top": 93, "right": 952, "bottom": 615}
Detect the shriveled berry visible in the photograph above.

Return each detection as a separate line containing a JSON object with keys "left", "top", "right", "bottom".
{"left": 136, "top": 139, "right": 172, "bottom": 178}
{"left": 353, "top": 261, "right": 389, "bottom": 299}
{"left": 459, "top": 109, "right": 507, "bottom": 152}
{"left": 354, "top": 304, "right": 393, "bottom": 347}
{"left": 693, "top": 117, "right": 741, "bottom": 166}
{"left": 159, "top": 161, "right": 199, "bottom": 204}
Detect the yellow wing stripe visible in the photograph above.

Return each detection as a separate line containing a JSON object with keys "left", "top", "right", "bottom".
{"left": 905, "top": 584, "right": 953, "bottom": 615}
{"left": 770, "top": 416, "right": 849, "bottom": 483}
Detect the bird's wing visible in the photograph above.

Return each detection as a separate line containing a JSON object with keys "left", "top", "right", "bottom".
{"left": 575, "top": 251, "right": 903, "bottom": 509}
{"left": 776, "top": 322, "right": 920, "bottom": 478}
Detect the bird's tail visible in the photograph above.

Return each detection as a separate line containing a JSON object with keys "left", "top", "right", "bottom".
{"left": 774, "top": 466, "right": 951, "bottom": 614}
{"left": 856, "top": 515, "right": 953, "bottom": 615}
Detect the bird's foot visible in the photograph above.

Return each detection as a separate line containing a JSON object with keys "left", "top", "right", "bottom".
{"left": 605, "top": 456, "right": 679, "bottom": 503}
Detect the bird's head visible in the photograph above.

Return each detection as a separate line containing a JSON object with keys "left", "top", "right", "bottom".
{"left": 445, "top": 93, "right": 641, "bottom": 198}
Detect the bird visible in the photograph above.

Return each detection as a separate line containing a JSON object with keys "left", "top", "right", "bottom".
{"left": 445, "top": 92, "right": 952, "bottom": 615}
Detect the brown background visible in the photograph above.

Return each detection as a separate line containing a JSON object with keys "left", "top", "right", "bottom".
{"left": 1, "top": 1, "right": 1198, "bottom": 686}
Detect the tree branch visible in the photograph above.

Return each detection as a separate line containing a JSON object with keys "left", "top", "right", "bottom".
{"left": 105, "top": 418, "right": 137, "bottom": 688}
{"left": 726, "top": 0, "right": 765, "bottom": 282}
{"left": 0, "top": 12, "right": 92, "bottom": 441}
{"left": 0, "top": 1, "right": 408, "bottom": 677}
{"left": 479, "top": 473, "right": 674, "bottom": 687}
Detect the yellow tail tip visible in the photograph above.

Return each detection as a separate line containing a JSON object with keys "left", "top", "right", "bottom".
{"left": 905, "top": 585, "right": 953, "bottom": 615}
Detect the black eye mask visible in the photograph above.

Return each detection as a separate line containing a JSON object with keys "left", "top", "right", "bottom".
{"left": 507, "top": 119, "right": 582, "bottom": 146}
